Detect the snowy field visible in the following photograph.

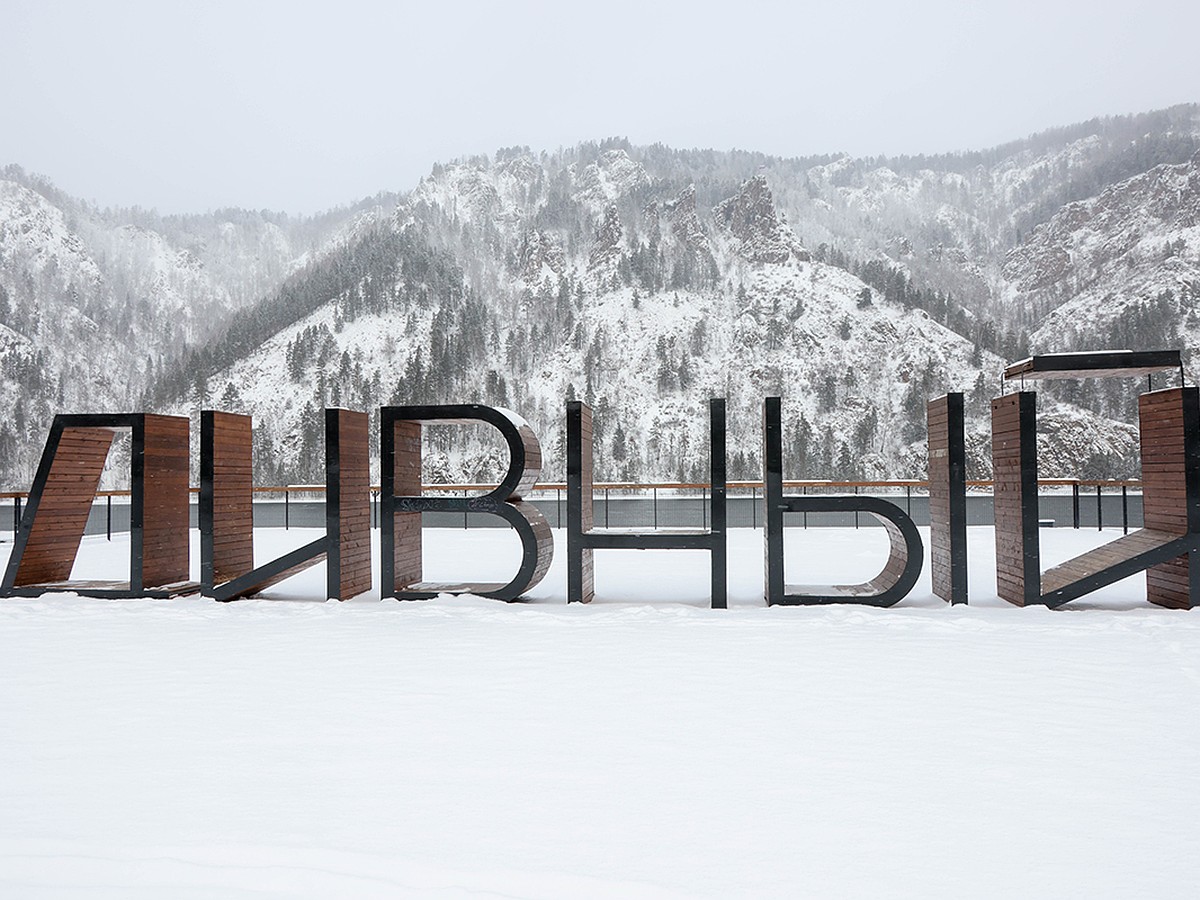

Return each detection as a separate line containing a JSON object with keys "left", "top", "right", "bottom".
{"left": 2, "top": 525, "right": 1199, "bottom": 898}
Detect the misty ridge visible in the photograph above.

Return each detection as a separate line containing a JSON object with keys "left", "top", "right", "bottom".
{"left": 0, "top": 103, "right": 1198, "bottom": 490}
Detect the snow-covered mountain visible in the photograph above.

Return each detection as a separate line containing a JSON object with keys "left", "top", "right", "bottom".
{"left": 176, "top": 150, "right": 1142, "bottom": 486}
{"left": 1010, "top": 151, "right": 1200, "bottom": 352}
{"left": 4, "top": 105, "right": 1199, "bottom": 488}
{"left": 0, "top": 165, "right": 397, "bottom": 482}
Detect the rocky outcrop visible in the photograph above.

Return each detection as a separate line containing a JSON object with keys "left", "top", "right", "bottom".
{"left": 713, "top": 175, "right": 810, "bottom": 265}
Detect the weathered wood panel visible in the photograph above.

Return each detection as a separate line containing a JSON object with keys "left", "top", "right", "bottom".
{"left": 511, "top": 418, "right": 543, "bottom": 500}
{"left": 991, "top": 393, "right": 1039, "bottom": 606}
{"left": 1140, "top": 388, "right": 1200, "bottom": 608}
{"left": 140, "top": 415, "right": 190, "bottom": 589}
{"left": 13, "top": 427, "right": 114, "bottom": 585}
{"left": 392, "top": 420, "right": 422, "bottom": 592}
{"left": 203, "top": 412, "right": 254, "bottom": 585}
{"left": 863, "top": 518, "right": 914, "bottom": 595}
{"left": 1042, "top": 528, "right": 1181, "bottom": 595}
{"left": 329, "top": 409, "right": 371, "bottom": 600}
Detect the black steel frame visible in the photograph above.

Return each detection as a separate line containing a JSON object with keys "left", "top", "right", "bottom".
{"left": 764, "top": 397, "right": 923, "bottom": 607}
{"left": 934, "top": 392, "right": 968, "bottom": 604}
{"left": 379, "top": 404, "right": 552, "bottom": 601}
{"left": 997, "top": 387, "right": 1200, "bottom": 608}
{"left": 1004, "top": 350, "right": 1183, "bottom": 382}
{"left": 2, "top": 413, "right": 196, "bottom": 599}
{"left": 199, "top": 408, "right": 357, "bottom": 602}
{"left": 1041, "top": 533, "right": 1200, "bottom": 607}
{"left": 566, "top": 398, "right": 727, "bottom": 607}
{"left": 1009, "top": 392, "right": 1042, "bottom": 606}
{"left": 198, "top": 410, "right": 225, "bottom": 592}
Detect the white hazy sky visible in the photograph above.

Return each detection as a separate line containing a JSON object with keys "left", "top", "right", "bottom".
{"left": 2, "top": 0, "right": 1197, "bottom": 215}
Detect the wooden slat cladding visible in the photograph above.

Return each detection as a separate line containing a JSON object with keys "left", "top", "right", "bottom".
{"left": 249, "top": 552, "right": 326, "bottom": 594}
{"left": 201, "top": 409, "right": 306, "bottom": 601}
{"left": 139, "top": 415, "right": 190, "bottom": 589}
{"left": 201, "top": 408, "right": 368, "bottom": 602}
{"left": 6, "top": 414, "right": 191, "bottom": 595}
{"left": 1042, "top": 528, "right": 1182, "bottom": 595}
{"left": 991, "top": 393, "right": 1039, "bottom": 606}
{"left": 329, "top": 409, "right": 371, "bottom": 600}
{"left": 862, "top": 518, "right": 913, "bottom": 595}
{"left": 392, "top": 420, "right": 422, "bottom": 592}
{"left": 514, "top": 498, "right": 555, "bottom": 588}
{"left": 13, "top": 427, "right": 114, "bottom": 585}
{"left": 927, "top": 394, "right": 967, "bottom": 604}
{"left": 511, "top": 419, "right": 544, "bottom": 499}
{"left": 1139, "top": 388, "right": 1200, "bottom": 608}
{"left": 209, "top": 537, "right": 327, "bottom": 600}
{"left": 203, "top": 412, "right": 254, "bottom": 584}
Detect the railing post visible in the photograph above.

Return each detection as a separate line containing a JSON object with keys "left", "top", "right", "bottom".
{"left": 13, "top": 496, "right": 20, "bottom": 534}
{"left": 906, "top": 484, "right": 911, "bottom": 516}
{"left": 751, "top": 486, "right": 757, "bottom": 529}
{"left": 702, "top": 486, "right": 708, "bottom": 529}
{"left": 854, "top": 485, "right": 859, "bottom": 529}
{"left": 605, "top": 488, "right": 610, "bottom": 528}
{"left": 106, "top": 494, "right": 112, "bottom": 541}
{"left": 285, "top": 490, "right": 290, "bottom": 530}
{"left": 1122, "top": 484, "right": 1128, "bottom": 534}
{"left": 557, "top": 488, "right": 562, "bottom": 528}
{"left": 802, "top": 484, "right": 807, "bottom": 529}
{"left": 653, "top": 486, "right": 658, "bottom": 530}
{"left": 1096, "top": 484, "right": 1102, "bottom": 531}
{"left": 463, "top": 489, "right": 469, "bottom": 529}
{"left": 1072, "top": 482, "right": 1080, "bottom": 529}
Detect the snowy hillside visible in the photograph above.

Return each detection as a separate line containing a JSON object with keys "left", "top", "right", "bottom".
{"left": 194, "top": 158, "right": 1003, "bottom": 484}
{"left": 5, "top": 106, "right": 1200, "bottom": 487}
{"left": 193, "top": 147, "right": 1141, "bottom": 485}
{"left": 1010, "top": 152, "right": 1200, "bottom": 353}
{"left": 768, "top": 104, "right": 1200, "bottom": 326}
{"left": 0, "top": 166, "right": 395, "bottom": 484}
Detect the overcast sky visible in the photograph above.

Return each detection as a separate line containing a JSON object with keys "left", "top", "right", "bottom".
{"left": 2, "top": 0, "right": 1197, "bottom": 215}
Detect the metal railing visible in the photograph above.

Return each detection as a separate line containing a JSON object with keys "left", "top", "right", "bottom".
{"left": 0, "top": 478, "right": 1146, "bottom": 540}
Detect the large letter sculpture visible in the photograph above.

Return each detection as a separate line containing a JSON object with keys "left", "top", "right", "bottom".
{"left": 2, "top": 414, "right": 192, "bottom": 598}
{"left": 763, "top": 397, "right": 923, "bottom": 606}
{"left": 928, "top": 393, "right": 968, "bottom": 604}
{"left": 380, "top": 405, "right": 552, "bottom": 601}
{"left": 993, "top": 351, "right": 1200, "bottom": 608}
{"left": 200, "top": 407, "right": 371, "bottom": 601}
{"left": 567, "top": 398, "right": 727, "bottom": 607}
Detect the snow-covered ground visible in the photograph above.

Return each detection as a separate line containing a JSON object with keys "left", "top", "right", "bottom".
{"left": 2, "top": 526, "right": 1199, "bottom": 898}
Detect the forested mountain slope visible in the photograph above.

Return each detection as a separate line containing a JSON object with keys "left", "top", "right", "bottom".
{"left": 3, "top": 105, "right": 1198, "bottom": 487}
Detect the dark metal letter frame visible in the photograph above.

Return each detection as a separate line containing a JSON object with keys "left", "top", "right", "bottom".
{"left": 991, "top": 387, "right": 1200, "bottom": 608}
{"left": 2, "top": 413, "right": 194, "bottom": 598}
{"left": 199, "top": 407, "right": 372, "bottom": 601}
{"left": 380, "top": 404, "right": 553, "bottom": 601}
{"left": 763, "top": 397, "right": 923, "bottom": 606}
{"left": 567, "top": 398, "right": 727, "bottom": 607}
